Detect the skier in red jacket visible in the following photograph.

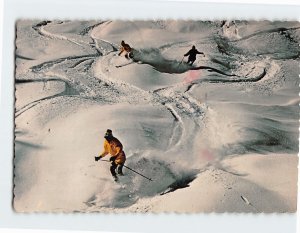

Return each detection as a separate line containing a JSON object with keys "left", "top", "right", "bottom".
{"left": 118, "top": 40, "right": 133, "bottom": 59}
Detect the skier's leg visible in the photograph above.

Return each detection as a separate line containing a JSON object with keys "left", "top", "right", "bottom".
{"left": 117, "top": 163, "right": 124, "bottom": 176}
{"left": 110, "top": 162, "right": 118, "bottom": 179}
{"left": 190, "top": 59, "right": 195, "bottom": 65}
{"left": 129, "top": 51, "right": 134, "bottom": 59}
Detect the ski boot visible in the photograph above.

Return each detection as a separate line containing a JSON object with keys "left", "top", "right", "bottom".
{"left": 113, "top": 175, "right": 119, "bottom": 182}
{"left": 117, "top": 171, "right": 124, "bottom": 176}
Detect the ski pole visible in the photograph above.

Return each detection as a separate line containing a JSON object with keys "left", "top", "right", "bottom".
{"left": 178, "top": 56, "right": 184, "bottom": 68}
{"left": 100, "top": 159, "right": 153, "bottom": 181}
{"left": 123, "top": 164, "right": 153, "bottom": 181}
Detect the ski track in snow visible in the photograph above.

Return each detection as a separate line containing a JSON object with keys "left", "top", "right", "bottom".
{"left": 32, "top": 21, "right": 91, "bottom": 49}
{"left": 229, "top": 26, "right": 300, "bottom": 43}
{"left": 14, "top": 20, "right": 299, "bottom": 212}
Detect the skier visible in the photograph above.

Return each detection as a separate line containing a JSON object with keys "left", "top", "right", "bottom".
{"left": 184, "top": 45, "right": 205, "bottom": 65}
{"left": 95, "top": 129, "right": 126, "bottom": 182}
{"left": 118, "top": 40, "right": 133, "bottom": 59}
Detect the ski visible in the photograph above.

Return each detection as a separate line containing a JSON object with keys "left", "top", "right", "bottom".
{"left": 115, "top": 61, "right": 134, "bottom": 68}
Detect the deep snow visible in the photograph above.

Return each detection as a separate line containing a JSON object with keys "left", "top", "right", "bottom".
{"left": 14, "top": 20, "right": 299, "bottom": 212}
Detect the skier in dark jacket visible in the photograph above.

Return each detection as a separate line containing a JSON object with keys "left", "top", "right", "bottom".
{"left": 184, "top": 45, "right": 205, "bottom": 65}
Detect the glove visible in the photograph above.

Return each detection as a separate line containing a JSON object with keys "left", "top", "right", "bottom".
{"left": 110, "top": 156, "right": 116, "bottom": 162}
{"left": 95, "top": 156, "right": 101, "bottom": 162}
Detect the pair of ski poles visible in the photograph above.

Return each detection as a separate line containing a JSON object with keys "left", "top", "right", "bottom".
{"left": 100, "top": 159, "right": 153, "bottom": 181}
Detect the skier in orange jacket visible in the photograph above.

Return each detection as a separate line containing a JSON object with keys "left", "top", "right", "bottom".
{"left": 118, "top": 40, "right": 133, "bottom": 59}
{"left": 95, "top": 129, "right": 126, "bottom": 181}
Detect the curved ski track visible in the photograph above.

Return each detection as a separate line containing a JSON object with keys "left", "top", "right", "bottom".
{"left": 19, "top": 20, "right": 276, "bottom": 158}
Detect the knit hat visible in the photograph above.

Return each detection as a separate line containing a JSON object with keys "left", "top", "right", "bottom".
{"left": 104, "top": 129, "right": 113, "bottom": 138}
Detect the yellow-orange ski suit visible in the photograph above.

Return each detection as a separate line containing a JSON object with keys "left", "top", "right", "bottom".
{"left": 99, "top": 137, "right": 126, "bottom": 164}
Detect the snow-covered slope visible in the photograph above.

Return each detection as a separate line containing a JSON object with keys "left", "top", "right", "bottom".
{"left": 14, "top": 20, "right": 299, "bottom": 212}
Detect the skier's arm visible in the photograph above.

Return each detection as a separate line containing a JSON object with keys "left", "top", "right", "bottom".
{"left": 184, "top": 51, "right": 190, "bottom": 56}
{"left": 99, "top": 141, "right": 109, "bottom": 158}
{"left": 118, "top": 47, "right": 124, "bottom": 56}
{"left": 95, "top": 141, "right": 109, "bottom": 161}
{"left": 109, "top": 145, "right": 121, "bottom": 162}
{"left": 196, "top": 50, "right": 204, "bottom": 55}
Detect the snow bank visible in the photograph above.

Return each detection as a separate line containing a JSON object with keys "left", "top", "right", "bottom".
{"left": 125, "top": 154, "right": 297, "bottom": 213}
